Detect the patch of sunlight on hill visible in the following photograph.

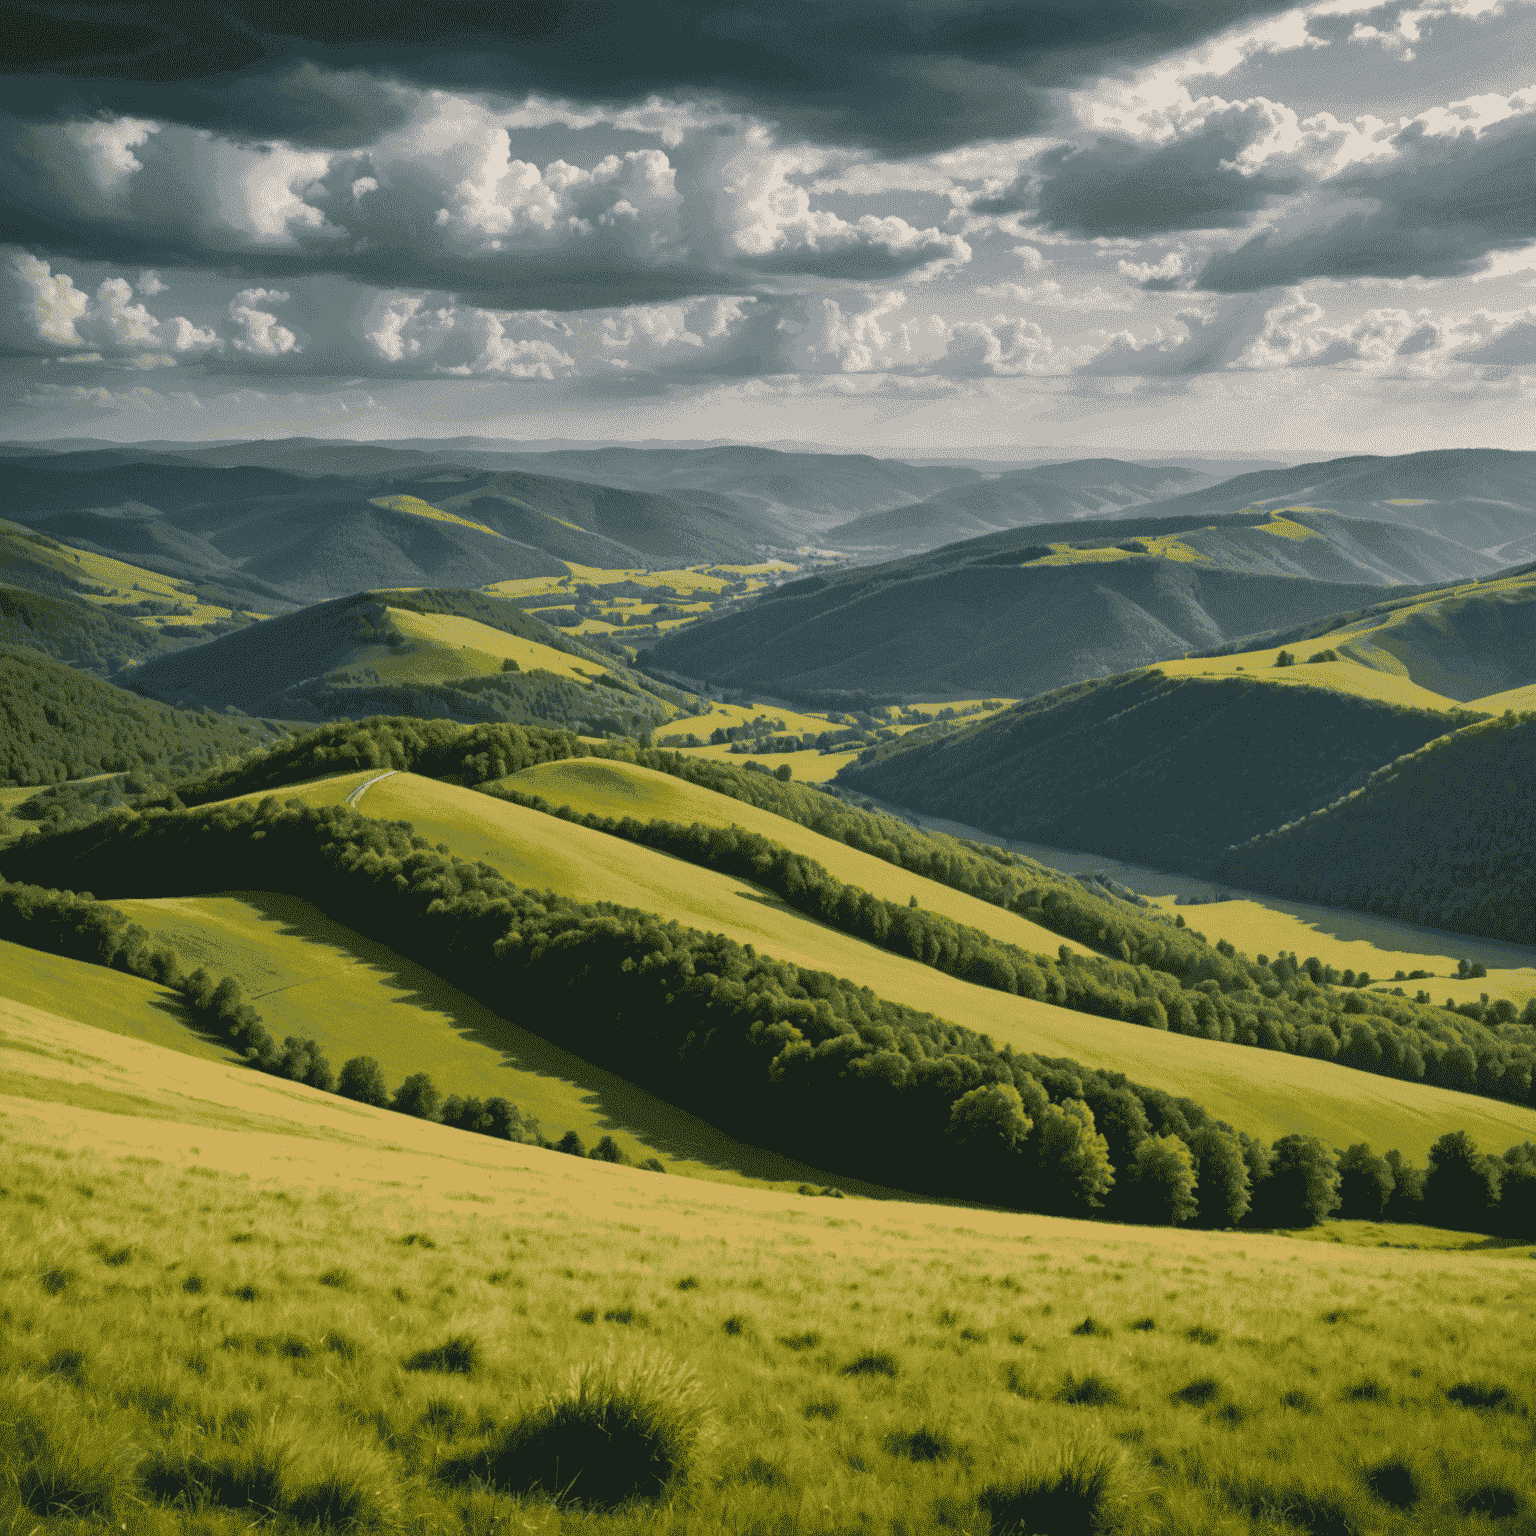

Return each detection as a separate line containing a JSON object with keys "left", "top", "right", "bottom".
{"left": 504, "top": 758, "right": 1091, "bottom": 961}
{"left": 1277, "top": 567, "right": 1536, "bottom": 702}
{"left": 1255, "top": 511, "right": 1328, "bottom": 539}
{"left": 48, "top": 543, "right": 258, "bottom": 627}
{"left": 1140, "top": 896, "right": 1536, "bottom": 1013}
{"left": 301, "top": 769, "right": 1536, "bottom": 1160}
{"left": 327, "top": 607, "right": 613, "bottom": 689}
{"left": 0, "top": 937, "right": 230, "bottom": 1063}
{"left": 1153, "top": 653, "right": 1464, "bottom": 712}
{"left": 75, "top": 895, "right": 892, "bottom": 1195}
{"left": 367, "top": 494, "right": 500, "bottom": 537}
{"left": 1468, "top": 680, "right": 1536, "bottom": 713}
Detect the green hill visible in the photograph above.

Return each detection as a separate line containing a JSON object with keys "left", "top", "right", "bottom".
{"left": 0, "top": 584, "right": 188, "bottom": 677}
{"left": 1218, "top": 711, "right": 1536, "bottom": 943}
{"left": 1194, "top": 563, "right": 1536, "bottom": 704}
{"left": 838, "top": 671, "right": 1477, "bottom": 872}
{"left": 0, "top": 451, "right": 795, "bottom": 605}
{"left": 650, "top": 520, "right": 1425, "bottom": 702}
{"left": 123, "top": 588, "right": 688, "bottom": 732}
{"left": 0, "top": 646, "right": 289, "bottom": 789}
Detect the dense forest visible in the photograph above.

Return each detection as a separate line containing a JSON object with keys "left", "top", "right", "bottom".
{"left": 0, "top": 584, "right": 190, "bottom": 677}
{"left": 838, "top": 671, "right": 1478, "bottom": 870}
{"left": 0, "top": 647, "right": 290, "bottom": 789}
{"left": 4, "top": 801, "right": 1533, "bottom": 1235}
{"left": 1219, "top": 711, "right": 1536, "bottom": 943}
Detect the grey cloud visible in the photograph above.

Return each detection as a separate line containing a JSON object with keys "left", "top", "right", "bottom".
{"left": 3, "top": 0, "right": 1302, "bottom": 156}
{"left": 1197, "top": 112, "right": 1536, "bottom": 291}
{"left": 1031, "top": 105, "right": 1304, "bottom": 239}
{"left": 1074, "top": 298, "right": 1273, "bottom": 376}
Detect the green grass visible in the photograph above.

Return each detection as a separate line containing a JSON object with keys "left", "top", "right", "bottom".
{"left": 501, "top": 758, "right": 1089, "bottom": 959}
{"left": 91, "top": 892, "right": 908, "bottom": 1197}
{"left": 2, "top": 1018, "right": 1534, "bottom": 1536}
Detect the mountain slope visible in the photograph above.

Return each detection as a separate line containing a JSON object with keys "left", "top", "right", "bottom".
{"left": 1193, "top": 563, "right": 1536, "bottom": 704}
{"left": 123, "top": 588, "right": 681, "bottom": 731}
{"left": 829, "top": 459, "right": 1208, "bottom": 552}
{"left": 0, "top": 586, "right": 187, "bottom": 676}
{"left": 0, "top": 450, "right": 793, "bottom": 604}
{"left": 1217, "top": 711, "right": 1536, "bottom": 943}
{"left": 837, "top": 671, "right": 1475, "bottom": 871}
{"left": 1124, "top": 448, "right": 1536, "bottom": 558}
{"left": 0, "top": 646, "right": 287, "bottom": 787}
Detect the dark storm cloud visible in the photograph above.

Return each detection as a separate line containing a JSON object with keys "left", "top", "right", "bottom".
{"left": 1197, "top": 111, "right": 1536, "bottom": 290}
{"left": 1034, "top": 116, "right": 1303, "bottom": 238}
{"left": 4, "top": 0, "right": 1302, "bottom": 155}
{"left": 980, "top": 101, "right": 1303, "bottom": 237}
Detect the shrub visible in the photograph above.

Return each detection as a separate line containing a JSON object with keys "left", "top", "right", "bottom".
{"left": 1446, "top": 1381, "right": 1510, "bottom": 1410}
{"left": 1055, "top": 1373, "right": 1121, "bottom": 1407}
{"left": 977, "top": 1447, "right": 1122, "bottom": 1536}
{"left": 1125, "top": 1134, "right": 1198, "bottom": 1226}
{"left": 1173, "top": 1377, "right": 1222, "bottom": 1407}
{"left": 403, "top": 1334, "right": 480, "bottom": 1375}
{"left": 883, "top": 1427, "right": 955, "bottom": 1462}
{"left": 841, "top": 1352, "right": 898, "bottom": 1378}
{"left": 1364, "top": 1457, "right": 1420, "bottom": 1509}
{"left": 1071, "top": 1316, "right": 1110, "bottom": 1337}
{"left": 439, "top": 1350, "right": 709, "bottom": 1510}
{"left": 589, "top": 1135, "right": 624, "bottom": 1163}
{"left": 557, "top": 1130, "right": 586, "bottom": 1158}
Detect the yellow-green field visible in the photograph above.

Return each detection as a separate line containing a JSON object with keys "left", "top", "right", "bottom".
{"left": 232, "top": 767, "right": 1536, "bottom": 1160}
{"left": 2, "top": 1009, "right": 1534, "bottom": 1536}
{"left": 15, "top": 538, "right": 263, "bottom": 628}
{"left": 86, "top": 894, "right": 893, "bottom": 1197}
{"left": 1153, "top": 653, "right": 1466, "bottom": 713}
{"left": 1157, "top": 567, "right": 1536, "bottom": 709}
{"left": 503, "top": 758, "right": 1092, "bottom": 960}
{"left": 650, "top": 700, "right": 1015, "bottom": 784}
{"left": 368, "top": 494, "right": 504, "bottom": 537}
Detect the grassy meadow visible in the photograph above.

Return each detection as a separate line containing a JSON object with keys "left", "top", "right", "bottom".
{"left": 3, "top": 1001, "right": 1535, "bottom": 1536}
{"left": 76, "top": 895, "right": 899, "bottom": 1196}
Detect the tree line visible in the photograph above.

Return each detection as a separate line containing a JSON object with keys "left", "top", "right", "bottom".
{"left": 4, "top": 795, "right": 1533, "bottom": 1235}
{"left": 0, "top": 875, "right": 657, "bottom": 1168}
{"left": 476, "top": 779, "right": 1536, "bottom": 1110}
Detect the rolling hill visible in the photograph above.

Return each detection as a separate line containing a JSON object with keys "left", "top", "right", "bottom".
{"left": 837, "top": 670, "right": 1477, "bottom": 872}
{"left": 8, "top": 761, "right": 1536, "bottom": 1166}
{"left": 1218, "top": 710, "right": 1536, "bottom": 944}
{"left": 122, "top": 587, "right": 684, "bottom": 732}
{"left": 0, "top": 646, "right": 289, "bottom": 789}
{"left": 0, "top": 450, "right": 798, "bottom": 606}
{"left": 647, "top": 512, "right": 1475, "bottom": 701}
{"left": 1120, "top": 447, "right": 1536, "bottom": 560}
{"left": 827, "top": 459, "right": 1210, "bottom": 553}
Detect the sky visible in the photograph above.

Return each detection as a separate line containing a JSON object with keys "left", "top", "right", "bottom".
{"left": 1, "top": 0, "right": 1534, "bottom": 455}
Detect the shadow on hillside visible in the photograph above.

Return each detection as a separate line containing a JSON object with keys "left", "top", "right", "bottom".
{"left": 222, "top": 890, "right": 898, "bottom": 1196}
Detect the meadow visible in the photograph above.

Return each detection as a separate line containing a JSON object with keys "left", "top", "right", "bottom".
{"left": 2, "top": 1001, "right": 1534, "bottom": 1536}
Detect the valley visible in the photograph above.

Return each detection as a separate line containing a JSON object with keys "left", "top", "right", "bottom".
{"left": 5, "top": 436, "right": 1536, "bottom": 1536}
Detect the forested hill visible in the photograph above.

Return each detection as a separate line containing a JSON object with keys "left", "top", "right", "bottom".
{"left": 1218, "top": 711, "right": 1536, "bottom": 943}
{"left": 837, "top": 671, "right": 1478, "bottom": 872}
{"left": 650, "top": 539, "right": 1400, "bottom": 702}
{"left": 123, "top": 587, "right": 689, "bottom": 735}
{"left": 0, "top": 647, "right": 289, "bottom": 788}
{"left": 0, "top": 584, "right": 185, "bottom": 677}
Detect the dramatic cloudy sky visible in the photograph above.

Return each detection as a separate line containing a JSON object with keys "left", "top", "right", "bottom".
{"left": 2, "top": 0, "right": 1534, "bottom": 451}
